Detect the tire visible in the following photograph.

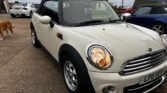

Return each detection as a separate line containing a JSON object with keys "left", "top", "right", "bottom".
{"left": 21, "top": 14, "right": 27, "bottom": 18}
{"left": 10, "top": 14, "right": 16, "bottom": 18}
{"left": 151, "top": 23, "right": 166, "bottom": 34}
{"left": 61, "top": 52, "right": 95, "bottom": 93}
{"left": 31, "top": 27, "right": 40, "bottom": 48}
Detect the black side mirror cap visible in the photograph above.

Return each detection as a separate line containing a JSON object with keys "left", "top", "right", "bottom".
{"left": 50, "top": 21, "right": 55, "bottom": 28}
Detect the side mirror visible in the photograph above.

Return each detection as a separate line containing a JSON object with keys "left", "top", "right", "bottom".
{"left": 39, "top": 16, "right": 51, "bottom": 24}
{"left": 121, "top": 13, "right": 131, "bottom": 21}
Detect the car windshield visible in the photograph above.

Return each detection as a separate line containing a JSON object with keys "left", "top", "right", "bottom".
{"left": 134, "top": 7, "right": 152, "bottom": 15}
{"left": 62, "top": 0, "right": 120, "bottom": 26}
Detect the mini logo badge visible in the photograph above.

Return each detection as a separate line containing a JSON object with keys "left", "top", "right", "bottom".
{"left": 148, "top": 48, "right": 152, "bottom": 52}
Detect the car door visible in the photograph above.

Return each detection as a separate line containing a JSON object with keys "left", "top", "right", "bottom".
{"left": 34, "top": 0, "right": 61, "bottom": 56}
{"left": 127, "top": 6, "right": 153, "bottom": 28}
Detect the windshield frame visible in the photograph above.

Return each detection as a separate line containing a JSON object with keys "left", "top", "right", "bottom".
{"left": 60, "top": 0, "right": 120, "bottom": 27}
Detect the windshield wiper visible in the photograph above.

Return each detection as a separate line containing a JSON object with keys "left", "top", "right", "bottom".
{"left": 76, "top": 20, "right": 105, "bottom": 26}
{"left": 109, "top": 19, "right": 122, "bottom": 23}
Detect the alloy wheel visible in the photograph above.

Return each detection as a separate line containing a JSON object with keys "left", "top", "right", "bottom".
{"left": 152, "top": 24, "right": 165, "bottom": 34}
{"left": 31, "top": 31, "right": 36, "bottom": 44}
{"left": 64, "top": 61, "right": 78, "bottom": 92}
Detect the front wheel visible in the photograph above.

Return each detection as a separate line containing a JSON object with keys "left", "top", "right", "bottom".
{"left": 151, "top": 23, "right": 166, "bottom": 34}
{"left": 61, "top": 55, "right": 95, "bottom": 93}
{"left": 64, "top": 60, "right": 78, "bottom": 92}
{"left": 10, "top": 14, "right": 16, "bottom": 18}
{"left": 31, "top": 27, "right": 40, "bottom": 48}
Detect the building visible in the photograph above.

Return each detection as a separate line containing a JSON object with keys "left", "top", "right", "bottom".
{"left": 133, "top": 0, "right": 167, "bottom": 9}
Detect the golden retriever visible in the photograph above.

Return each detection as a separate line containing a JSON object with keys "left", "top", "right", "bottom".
{"left": 0, "top": 20, "right": 14, "bottom": 40}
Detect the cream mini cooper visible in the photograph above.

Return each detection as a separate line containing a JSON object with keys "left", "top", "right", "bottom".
{"left": 30, "top": 0, "right": 167, "bottom": 93}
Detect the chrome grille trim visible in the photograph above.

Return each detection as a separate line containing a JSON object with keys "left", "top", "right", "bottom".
{"left": 120, "top": 49, "right": 167, "bottom": 75}
{"left": 124, "top": 75, "right": 166, "bottom": 93}
{"left": 125, "top": 54, "right": 167, "bottom": 68}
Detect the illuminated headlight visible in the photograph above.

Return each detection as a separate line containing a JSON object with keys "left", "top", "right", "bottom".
{"left": 161, "top": 34, "right": 167, "bottom": 48}
{"left": 87, "top": 45, "right": 113, "bottom": 70}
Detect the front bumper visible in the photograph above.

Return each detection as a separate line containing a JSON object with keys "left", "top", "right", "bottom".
{"left": 88, "top": 61, "right": 167, "bottom": 93}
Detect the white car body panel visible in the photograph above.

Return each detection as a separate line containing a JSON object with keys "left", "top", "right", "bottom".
{"left": 32, "top": 13, "right": 166, "bottom": 72}
{"left": 32, "top": 11, "right": 167, "bottom": 93}
{"left": 89, "top": 61, "right": 167, "bottom": 93}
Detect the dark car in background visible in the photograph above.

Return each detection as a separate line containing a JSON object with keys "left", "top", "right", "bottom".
{"left": 125, "top": 4, "right": 167, "bottom": 34}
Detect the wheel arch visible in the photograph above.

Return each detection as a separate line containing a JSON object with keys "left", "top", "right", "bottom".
{"left": 58, "top": 43, "right": 88, "bottom": 70}
{"left": 59, "top": 44, "right": 83, "bottom": 64}
{"left": 30, "top": 22, "right": 37, "bottom": 35}
{"left": 30, "top": 22, "right": 34, "bottom": 30}
{"left": 153, "top": 21, "right": 165, "bottom": 24}
{"left": 151, "top": 20, "right": 166, "bottom": 28}
{"left": 58, "top": 43, "right": 95, "bottom": 93}
{"left": 150, "top": 20, "right": 167, "bottom": 34}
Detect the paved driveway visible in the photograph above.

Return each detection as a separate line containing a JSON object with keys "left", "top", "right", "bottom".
{"left": 0, "top": 14, "right": 166, "bottom": 93}
{"left": 0, "top": 14, "right": 68, "bottom": 93}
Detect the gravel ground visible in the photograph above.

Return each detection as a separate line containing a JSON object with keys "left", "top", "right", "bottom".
{"left": 0, "top": 14, "right": 166, "bottom": 93}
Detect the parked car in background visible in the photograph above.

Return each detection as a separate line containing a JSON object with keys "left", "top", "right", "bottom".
{"left": 121, "top": 6, "right": 134, "bottom": 13}
{"left": 10, "top": 3, "right": 36, "bottom": 18}
{"left": 124, "top": 4, "right": 167, "bottom": 34}
{"left": 31, "top": 0, "right": 167, "bottom": 93}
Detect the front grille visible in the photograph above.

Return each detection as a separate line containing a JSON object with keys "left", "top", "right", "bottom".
{"left": 124, "top": 76, "right": 165, "bottom": 93}
{"left": 120, "top": 49, "right": 167, "bottom": 75}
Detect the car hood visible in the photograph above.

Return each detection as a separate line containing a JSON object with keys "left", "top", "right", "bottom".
{"left": 65, "top": 23, "right": 165, "bottom": 72}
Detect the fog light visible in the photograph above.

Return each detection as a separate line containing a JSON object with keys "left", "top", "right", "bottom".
{"left": 103, "top": 86, "right": 115, "bottom": 93}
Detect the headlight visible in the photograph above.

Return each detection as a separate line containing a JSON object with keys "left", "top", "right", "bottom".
{"left": 161, "top": 34, "right": 167, "bottom": 48}
{"left": 87, "top": 44, "right": 113, "bottom": 70}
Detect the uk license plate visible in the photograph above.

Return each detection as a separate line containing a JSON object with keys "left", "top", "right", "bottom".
{"left": 139, "top": 69, "right": 165, "bottom": 84}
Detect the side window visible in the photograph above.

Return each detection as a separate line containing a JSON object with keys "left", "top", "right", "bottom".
{"left": 39, "top": 1, "right": 59, "bottom": 24}
{"left": 44, "top": 1, "right": 58, "bottom": 13}
{"left": 151, "top": 6, "right": 167, "bottom": 14}
{"left": 134, "top": 7, "right": 152, "bottom": 15}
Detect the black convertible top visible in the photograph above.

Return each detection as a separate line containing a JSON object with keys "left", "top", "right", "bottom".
{"left": 140, "top": 4, "right": 167, "bottom": 7}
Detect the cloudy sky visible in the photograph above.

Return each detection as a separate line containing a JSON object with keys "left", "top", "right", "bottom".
{"left": 108, "top": 0, "right": 135, "bottom": 6}
{"left": 9, "top": 0, "right": 135, "bottom": 6}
